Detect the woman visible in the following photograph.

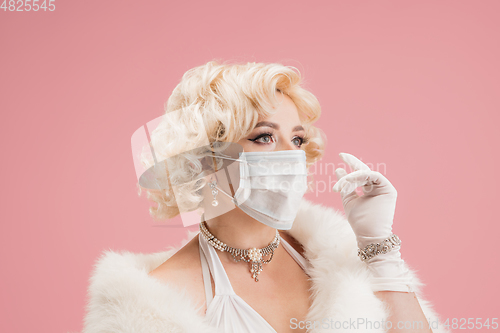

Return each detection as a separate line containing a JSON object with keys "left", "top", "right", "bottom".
{"left": 82, "top": 61, "right": 449, "bottom": 333}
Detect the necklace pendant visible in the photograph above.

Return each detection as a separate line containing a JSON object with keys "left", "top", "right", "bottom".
{"left": 248, "top": 247, "right": 262, "bottom": 261}
{"left": 199, "top": 222, "right": 279, "bottom": 283}
{"left": 250, "top": 260, "right": 263, "bottom": 282}
{"left": 248, "top": 248, "right": 263, "bottom": 282}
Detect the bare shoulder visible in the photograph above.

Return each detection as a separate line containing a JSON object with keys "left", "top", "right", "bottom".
{"left": 148, "top": 234, "right": 205, "bottom": 304}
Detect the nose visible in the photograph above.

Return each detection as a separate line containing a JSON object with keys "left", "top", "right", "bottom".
{"left": 276, "top": 140, "right": 297, "bottom": 151}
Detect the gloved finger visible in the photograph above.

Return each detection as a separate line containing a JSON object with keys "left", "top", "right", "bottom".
{"left": 340, "top": 181, "right": 361, "bottom": 200}
{"left": 361, "top": 171, "right": 397, "bottom": 196}
{"left": 333, "top": 168, "right": 358, "bottom": 199}
{"left": 332, "top": 168, "right": 350, "bottom": 192}
{"left": 332, "top": 175, "right": 360, "bottom": 201}
{"left": 339, "top": 153, "right": 371, "bottom": 172}
{"left": 333, "top": 169, "right": 372, "bottom": 194}
{"left": 333, "top": 170, "right": 372, "bottom": 192}
{"left": 334, "top": 167, "right": 348, "bottom": 181}
{"left": 339, "top": 169, "right": 396, "bottom": 197}
{"left": 333, "top": 168, "right": 353, "bottom": 198}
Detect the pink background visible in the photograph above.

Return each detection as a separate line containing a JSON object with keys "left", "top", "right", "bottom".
{"left": 1, "top": 1, "right": 499, "bottom": 332}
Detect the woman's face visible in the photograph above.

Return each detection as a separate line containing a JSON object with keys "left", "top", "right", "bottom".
{"left": 237, "top": 93, "right": 308, "bottom": 152}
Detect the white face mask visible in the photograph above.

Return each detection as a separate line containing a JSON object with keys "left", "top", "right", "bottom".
{"left": 216, "top": 149, "right": 308, "bottom": 230}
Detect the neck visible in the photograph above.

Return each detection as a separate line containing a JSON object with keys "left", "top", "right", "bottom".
{"left": 200, "top": 180, "right": 282, "bottom": 262}
{"left": 203, "top": 207, "right": 279, "bottom": 258}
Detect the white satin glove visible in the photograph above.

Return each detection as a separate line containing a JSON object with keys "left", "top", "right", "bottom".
{"left": 332, "top": 153, "right": 413, "bottom": 293}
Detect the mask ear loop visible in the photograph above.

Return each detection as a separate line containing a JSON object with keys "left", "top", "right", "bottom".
{"left": 207, "top": 147, "right": 247, "bottom": 200}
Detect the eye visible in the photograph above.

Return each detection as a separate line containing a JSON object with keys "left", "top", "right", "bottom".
{"left": 258, "top": 135, "right": 272, "bottom": 143}
{"left": 292, "top": 135, "right": 309, "bottom": 147}
{"left": 249, "top": 133, "right": 275, "bottom": 145}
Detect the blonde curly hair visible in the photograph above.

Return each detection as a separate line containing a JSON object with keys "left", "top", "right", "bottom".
{"left": 137, "top": 59, "right": 326, "bottom": 221}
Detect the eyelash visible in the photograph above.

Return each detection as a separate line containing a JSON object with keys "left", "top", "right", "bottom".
{"left": 249, "top": 132, "right": 310, "bottom": 147}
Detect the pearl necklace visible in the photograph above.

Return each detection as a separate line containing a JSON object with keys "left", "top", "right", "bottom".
{"left": 199, "top": 221, "right": 280, "bottom": 282}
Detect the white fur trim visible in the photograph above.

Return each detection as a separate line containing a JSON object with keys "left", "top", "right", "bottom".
{"left": 78, "top": 199, "right": 449, "bottom": 333}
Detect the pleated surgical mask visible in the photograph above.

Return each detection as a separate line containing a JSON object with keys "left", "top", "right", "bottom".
{"left": 215, "top": 149, "right": 308, "bottom": 230}
{"left": 133, "top": 132, "right": 308, "bottom": 228}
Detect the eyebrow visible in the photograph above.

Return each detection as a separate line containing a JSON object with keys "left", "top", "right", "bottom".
{"left": 255, "top": 121, "right": 305, "bottom": 132}
{"left": 255, "top": 121, "right": 278, "bottom": 129}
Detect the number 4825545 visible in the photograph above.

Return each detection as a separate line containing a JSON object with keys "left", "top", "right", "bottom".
{"left": 444, "top": 318, "right": 498, "bottom": 330}
{"left": 1, "top": 0, "right": 56, "bottom": 11}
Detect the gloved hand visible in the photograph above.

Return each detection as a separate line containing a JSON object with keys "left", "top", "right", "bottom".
{"left": 332, "top": 152, "right": 413, "bottom": 293}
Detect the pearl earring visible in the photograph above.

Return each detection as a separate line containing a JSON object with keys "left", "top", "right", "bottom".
{"left": 209, "top": 180, "right": 219, "bottom": 206}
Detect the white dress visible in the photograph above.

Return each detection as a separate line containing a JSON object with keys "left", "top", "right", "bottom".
{"left": 198, "top": 232, "right": 311, "bottom": 333}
